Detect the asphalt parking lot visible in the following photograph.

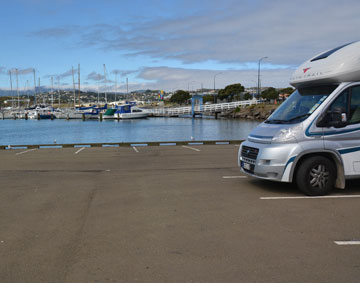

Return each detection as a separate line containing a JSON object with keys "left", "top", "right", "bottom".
{"left": 0, "top": 145, "right": 359, "bottom": 283}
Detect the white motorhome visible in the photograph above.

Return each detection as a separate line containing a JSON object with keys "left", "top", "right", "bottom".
{"left": 238, "top": 41, "right": 360, "bottom": 195}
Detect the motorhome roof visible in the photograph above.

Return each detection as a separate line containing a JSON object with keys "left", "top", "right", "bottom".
{"left": 290, "top": 41, "right": 360, "bottom": 88}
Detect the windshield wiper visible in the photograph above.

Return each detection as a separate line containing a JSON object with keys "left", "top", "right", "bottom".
{"left": 265, "top": 113, "right": 311, "bottom": 124}
{"left": 264, "top": 119, "right": 287, "bottom": 124}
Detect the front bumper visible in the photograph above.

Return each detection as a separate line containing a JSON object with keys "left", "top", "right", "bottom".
{"left": 239, "top": 140, "right": 300, "bottom": 182}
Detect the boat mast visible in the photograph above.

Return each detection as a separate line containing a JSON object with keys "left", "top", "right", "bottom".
{"left": 51, "top": 76, "right": 54, "bottom": 108}
{"left": 39, "top": 78, "right": 44, "bottom": 104}
{"left": 16, "top": 69, "right": 19, "bottom": 109}
{"left": 72, "top": 66, "right": 76, "bottom": 108}
{"left": 9, "top": 70, "right": 13, "bottom": 108}
{"left": 25, "top": 80, "right": 30, "bottom": 108}
{"left": 103, "top": 64, "right": 107, "bottom": 103}
{"left": 115, "top": 71, "right": 117, "bottom": 103}
{"left": 126, "top": 77, "right": 128, "bottom": 94}
{"left": 58, "top": 76, "right": 60, "bottom": 107}
{"left": 78, "top": 63, "right": 81, "bottom": 106}
{"left": 97, "top": 74, "right": 100, "bottom": 104}
{"left": 33, "top": 69, "right": 37, "bottom": 105}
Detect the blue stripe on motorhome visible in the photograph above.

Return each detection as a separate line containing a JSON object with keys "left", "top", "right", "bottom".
{"left": 283, "top": 156, "right": 296, "bottom": 173}
{"left": 338, "top": 147, "right": 360, "bottom": 155}
{"left": 305, "top": 116, "right": 360, "bottom": 137}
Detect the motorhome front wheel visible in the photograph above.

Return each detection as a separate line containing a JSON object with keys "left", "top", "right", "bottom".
{"left": 296, "top": 156, "right": 336, "bottom": 196}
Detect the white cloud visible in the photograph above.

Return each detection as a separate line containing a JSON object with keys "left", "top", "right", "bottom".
{"left": 25, "top": 0, "right": 360, "bottom": 91}
{"left": 31, "top": 0, "right": 359, "bottom": 67}
{"left": 135, "top": 66, "right": 294, "bottom": 91}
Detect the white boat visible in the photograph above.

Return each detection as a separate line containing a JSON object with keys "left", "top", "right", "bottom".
{"left": 28, "top": 105, "right": 56, "bottom": 119}
{"left": 103, "top": 104, "right": 148, "bottom": 119}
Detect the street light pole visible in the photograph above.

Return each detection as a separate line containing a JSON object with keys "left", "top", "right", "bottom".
{"left": 257, "top": 57, "right": 268, "bottom": 99}
{"left": 213, "top": 72, "right": 222, "bottom": 103}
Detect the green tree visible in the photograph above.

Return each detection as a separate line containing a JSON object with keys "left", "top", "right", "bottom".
{"left": 202, "top": 95, "right": 214, "bottom": 103}
{"left": 218, "top": 83, "right": 245, "bottom": 101}
{"left": 279, "top": 87, "right": 295, "bottom": 95}
{"left": 170, "top": 90, "right": 191, "bottom": 104}
{"left": 261, "top": 87, "right": 279, "bottom": 100}
{"left": 243, "top": 93, "right": 253, "bottom": 100}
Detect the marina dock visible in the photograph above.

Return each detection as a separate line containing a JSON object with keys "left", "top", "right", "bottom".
{"left": 1, "top": 144, "right": 360, "bottom": 282}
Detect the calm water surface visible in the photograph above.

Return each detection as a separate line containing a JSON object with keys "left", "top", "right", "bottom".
{"left": 0, "top": 118, "right": 260, "bottom": 145}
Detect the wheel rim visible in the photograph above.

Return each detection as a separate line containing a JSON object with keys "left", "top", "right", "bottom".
{"left": 309, "top": 164, "right": 329, "bottom": 189}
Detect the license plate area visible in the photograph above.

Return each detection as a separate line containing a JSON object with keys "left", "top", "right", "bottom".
{"left": 241, "top": 161, "right": 255, "bottom": 173}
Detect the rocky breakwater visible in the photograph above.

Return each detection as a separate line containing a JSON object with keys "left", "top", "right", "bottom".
{"left": 226, "top": 104, "right": 278, "bottom": 120}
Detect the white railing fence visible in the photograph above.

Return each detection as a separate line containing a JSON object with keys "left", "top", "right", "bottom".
{"left": 148, "top": 100, "right": 259, "bottom": 116}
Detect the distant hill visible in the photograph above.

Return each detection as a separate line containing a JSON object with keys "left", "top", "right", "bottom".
{"left": 0, "top": 87, "right": 53, "bottom": 96}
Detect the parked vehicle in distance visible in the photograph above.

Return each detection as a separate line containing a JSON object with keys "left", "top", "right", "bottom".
{"left": 239, "top": 41, "right": 360, "bottom": 195}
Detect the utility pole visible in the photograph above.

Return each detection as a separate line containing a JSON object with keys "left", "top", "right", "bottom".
{"left": 213, "top": 72, "right": 222, "bottom": 103}
{"left": 72, "top": 66, "right": 76, "bottom": 108}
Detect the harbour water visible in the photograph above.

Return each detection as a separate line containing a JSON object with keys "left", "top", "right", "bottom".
{"left": 0, "top": 118, "right": 260, "bottom": 145}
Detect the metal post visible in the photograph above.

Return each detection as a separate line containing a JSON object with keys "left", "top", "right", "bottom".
{"left": 257, "top": 57, "right": 268, "bottom": 99}
{"left": 213, "top": 72, "right": 222, "bottom": 103}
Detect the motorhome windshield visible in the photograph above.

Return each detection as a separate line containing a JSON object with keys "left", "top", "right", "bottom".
{"left": 265, "top": 85, "right": 338, "bottom": 124}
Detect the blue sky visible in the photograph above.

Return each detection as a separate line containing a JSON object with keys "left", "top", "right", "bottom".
{"left": 1, "top": 0, "right": 359, "bottom": 92}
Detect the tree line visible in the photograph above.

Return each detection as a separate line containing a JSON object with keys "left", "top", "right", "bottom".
{"left": 169, "top": 84, "right": 295, "bottom": 104}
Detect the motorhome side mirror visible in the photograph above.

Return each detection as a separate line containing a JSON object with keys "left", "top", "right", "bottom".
{"left": 329, "top": 107, "right": 347, "bottom": 128}
{"left": 317, "top": 107, "right": 347, "bottom": 128}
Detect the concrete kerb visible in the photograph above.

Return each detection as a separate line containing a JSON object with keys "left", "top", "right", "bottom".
{"left": 0, "top": 140, "right": 244, "bottom": 150}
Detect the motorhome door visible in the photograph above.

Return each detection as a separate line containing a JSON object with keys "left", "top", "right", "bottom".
{"left": 323, "top": 85, "right": 360, "bottom": 176}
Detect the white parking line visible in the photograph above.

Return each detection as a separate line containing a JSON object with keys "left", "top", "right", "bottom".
{"left": 182, "top": 145, "right": 200, "bottom": 152}
{"left": 75, "top": 147, "right": 86, "bottom": 154}
{"left": 15, "top": 149, "right": 37, "bottom": 155}
{"left": 260, "top": 195, "right": 360, "bottom": 200}
{"left": 334, "top": 241, "right": 360, "bottom": 245}
{"left": 133, "top": 146, "right": 139, "bottom": 153}
{"left": 223, "top": 176, "right": 247, "bottom": 179}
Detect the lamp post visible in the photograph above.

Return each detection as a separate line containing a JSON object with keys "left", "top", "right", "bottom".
{"left": 257, "top": 57, "right": 268, "bottom": 99}
{"left": 213, "top": 72, "right": 222, "bottom": 103}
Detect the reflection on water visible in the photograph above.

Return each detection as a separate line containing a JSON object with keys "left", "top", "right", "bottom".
{"left": 0, "top": 117, "right": 260, "bottom": 145}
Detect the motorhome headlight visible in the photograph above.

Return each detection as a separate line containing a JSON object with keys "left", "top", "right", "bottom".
{"left": 272, "top": 124, "right": 303, "bottom": 143}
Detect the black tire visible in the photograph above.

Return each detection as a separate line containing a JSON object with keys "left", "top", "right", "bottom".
{"left": 296, "top": 156, "right": 336, "bottom": 196}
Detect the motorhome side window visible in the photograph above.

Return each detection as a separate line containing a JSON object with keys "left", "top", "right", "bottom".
{"left": 328, "top": 86, "right": 360, "bottom": 125}
{"left": 329, "top": 89, "right": 349, "bottom": 113}
{"left": 349, "top": 86, "right": 360, "bottom": 124}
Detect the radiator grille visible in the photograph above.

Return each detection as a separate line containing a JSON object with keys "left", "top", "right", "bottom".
{"left": 241, "top": 146, "right": 259, "bottom": 160}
